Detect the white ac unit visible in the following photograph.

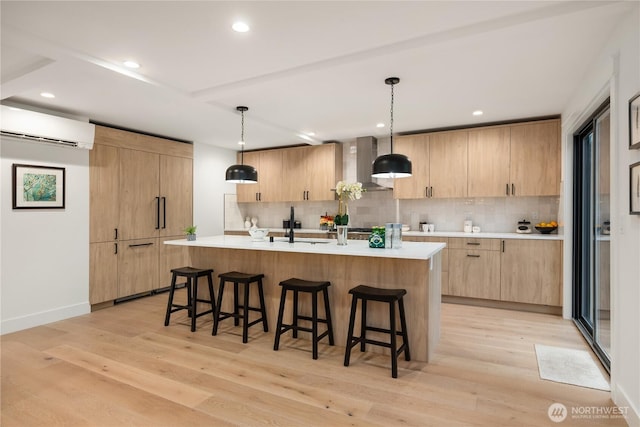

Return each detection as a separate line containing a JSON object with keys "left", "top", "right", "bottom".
{"left": 0, "top": 105, "right": 95, "bottom": 149}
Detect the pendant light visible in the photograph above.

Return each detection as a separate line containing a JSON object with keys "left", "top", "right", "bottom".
{"left": 372, "top": 77, "right": 412, "bottom": 178}
{"left": 225, "top": 106, "right": 258, "bottom": 183}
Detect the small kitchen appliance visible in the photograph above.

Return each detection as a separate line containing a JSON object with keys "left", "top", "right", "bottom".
{"left": 516, "top": 219, "right": 532, "bottom": 234}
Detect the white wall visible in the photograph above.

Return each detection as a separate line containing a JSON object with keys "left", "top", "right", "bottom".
{"left": 561, "top": 8, "right": 640, "bottom": 425}
{"left": 193, "top": 142, "right": 237, "bottom": 236}
{"left": 0, "top": 137, "right": 90, "bottom": 334}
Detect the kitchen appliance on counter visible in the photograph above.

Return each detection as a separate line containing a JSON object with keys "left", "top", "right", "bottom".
{"left": 516, "top": 219, "right": 532, "bottom": 234}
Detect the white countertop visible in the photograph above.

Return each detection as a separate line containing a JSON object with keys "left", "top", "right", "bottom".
{"left": 225, "top": 228, "right": 563, "bottom": 240}
{"left": 165, "top": 235, "right": 445, "bottom": 261}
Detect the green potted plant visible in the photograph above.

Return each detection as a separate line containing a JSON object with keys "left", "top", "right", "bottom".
{"left": 184, "top": 225, "right": 197, "bottom": 241}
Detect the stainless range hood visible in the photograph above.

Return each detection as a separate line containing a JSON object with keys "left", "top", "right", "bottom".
{"left": 356, "top": 136, "right": 392, "bottom": 191}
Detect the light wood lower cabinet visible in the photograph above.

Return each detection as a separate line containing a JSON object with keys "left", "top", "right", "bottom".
{"left": 89, "top": 242, "right": 118, "bottom": 304}
{"left": 159, "top": 236, "right": 191, "bottom": 289}
{"left": 500, "top": 239, "right": 562, "bottom": 306}
{"left": 403, "top": 236, "right": 449, "bottom": 294}
{"left": 449, "top": 244, "right": 501, "bottom": 300}
{"left": 117, "top": 239, "right": 159, "bottom": 298}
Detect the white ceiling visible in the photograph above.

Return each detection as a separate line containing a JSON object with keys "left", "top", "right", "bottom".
{"left": 0, "top": 1, "right": 635, "bottom": 151}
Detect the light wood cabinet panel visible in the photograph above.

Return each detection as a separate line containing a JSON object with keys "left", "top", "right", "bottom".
{"left": 393, "top": 134, "right": 430, "bottom": 199}
{"left": 119, "top": 148, "right": 160, "bottom": 240}
{"left": 89, "top": 242, "right": 118, "bottom": 304}
{"left": 236, "top": 151, "right": 261, "bottom": 202}
{"left": 118, "top": 238, "right": 159, "bottom": 297}
{"left": 404, "top": 235, "right": 449, "bottom": 294}
{"left": 159, "top": 236, "right": 191, "bottom": 289}
{"left": 429, "top": 131, "right": 468, "bottom": 198}
{"left": 282, "top": 146, "right": 307, "bottom": 201}
{"left": 500, "top": 239, "right": 562, "bottom": 306}
{"left": 306, "top": 144, "right": 341, "bottom": 201}
{"left": 468, "top": 127, "right": 511, "bottom": 197}
{"left": 509, "top": 121, "right": 560, "bottom": 196}
{"left": 89, "top": 144, "right": 119, "bottom": 243}
{"left": 448, "top": 237, "right": 501, "bottom": 251}
{"left": 160, "top": 155, "right": 193, "bottom": 236}
{"left": 258, "top": 149, "right": 283, "bottom": 202}
{"left": 449, "top": 248, "right": 500, "bottom": 300}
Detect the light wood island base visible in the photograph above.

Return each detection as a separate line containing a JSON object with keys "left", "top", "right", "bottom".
{"left": 188, "top": 246, "right": 442, "bottom": 363}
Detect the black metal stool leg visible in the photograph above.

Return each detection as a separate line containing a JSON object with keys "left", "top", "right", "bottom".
{"left": 258, "top": 279, "right": 268, "bottom": 332}
{"left": 233, "top": 282, "right": 240, "bottom": 326}
{"left": 322, "top": 287, "right": 335, "bottom": 345}
{"left": 242, "top": 281, "right": 250, "bottom": 343}
{"left": 274, "top": 286, "right": 287, "bottom": 351}
{"left": 389, "top": 300, "right": 398, "bottom": 378}
{"left": 312, "top": 290, "right": 319, "bottom": 360}
{"left": 398, "top": 296, "right": 411, "bottom": 361}
{"left": 212, "top": 279, "right": 226, "bottom": 336}
{"left": 360, "top": 299, "right": 367, "bottom": 352}
{"left": 344, "top": 295, "right": 358, "bottom": 366}
{"left": 292, "top": 290, "right": 299, "bottom": 338}
{"left": 191, "top": 276, "right": 199, "bottom": 332}
{"left": 207, "top": 273, "right": 216, "bottom": 323}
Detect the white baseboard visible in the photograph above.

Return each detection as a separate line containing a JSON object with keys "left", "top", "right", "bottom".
{"left": 613, "top": 383, "right": 640, "bottom": 427}
{"left": 0, "top": 302, "right": 90, "bottom": 335}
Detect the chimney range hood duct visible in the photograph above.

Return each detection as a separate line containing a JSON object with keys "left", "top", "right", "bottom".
{"left": 356, "top": 136, "right": 392, "bottom": 191}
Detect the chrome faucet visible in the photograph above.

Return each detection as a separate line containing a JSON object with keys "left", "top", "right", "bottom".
{"left": 288, "top": 206, "right": 295, "bottom": 243}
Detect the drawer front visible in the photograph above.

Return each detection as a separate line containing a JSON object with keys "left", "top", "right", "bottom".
{"left": 448, "top": 237, "right": 500, "bottom": 251}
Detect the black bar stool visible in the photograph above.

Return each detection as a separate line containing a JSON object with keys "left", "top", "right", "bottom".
{"left": 344, "top": 285, "right": 411, "bottom": 378}
{"left": 273, "top": 278, "right": 334, "bottom": 359}
{"left": 164, "top": 267, "right": 215, "bottom": 332}
{"left": 213, "top": 271, "right": 268, "bottom": 343}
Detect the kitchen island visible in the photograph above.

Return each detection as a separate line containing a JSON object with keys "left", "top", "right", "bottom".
{"left": 165, "top": 235, "right": 445, "bottom": 362}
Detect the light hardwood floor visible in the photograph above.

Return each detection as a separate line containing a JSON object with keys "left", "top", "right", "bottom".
{"left": 1, "top": 294, "right": 625, "bottom": 426}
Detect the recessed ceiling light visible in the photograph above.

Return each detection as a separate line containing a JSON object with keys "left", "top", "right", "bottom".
{"left": 298, "top": 134, "right": 313, "bottom": 142}
{"left": 472, "top": 110, "right": 483, "bottom": 116}
{"left": 123, "top": 60, "right": 140, "bottom": 69}
{"left": 376, "top": 123, "right": 385, "bottom": 128}
{"left": 40, "top": 92, "right": 55, "bottom": 98}
{"left": 238, "top": 140, "right": 245, "bottom": 145}
{"left": 232, "top": 21, "right": 250, "bottom": 33}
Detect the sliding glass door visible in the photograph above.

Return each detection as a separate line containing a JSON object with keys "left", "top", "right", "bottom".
{"left": 573, "top": 101, "right": 611, "bottom": 371}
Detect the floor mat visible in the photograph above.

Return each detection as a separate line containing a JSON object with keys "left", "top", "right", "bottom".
{"left": 534, "top": 344, "right": 610, "bottom": 391}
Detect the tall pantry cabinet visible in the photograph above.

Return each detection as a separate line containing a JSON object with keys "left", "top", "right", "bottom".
{"left": 89, "top": 126, "right": 192, "bottom": 306}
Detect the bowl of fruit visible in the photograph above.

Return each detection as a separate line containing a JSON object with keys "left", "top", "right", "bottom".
{"left": 535, "top": 221, "right": 558, "bottom": 234}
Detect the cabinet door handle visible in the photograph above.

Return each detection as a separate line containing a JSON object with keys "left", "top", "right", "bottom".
{"left": 467, "top": 254, "right": 481, "bottom": 258}
{"left": 162, "top": 197, "right": 167, "bottom": 229}
{"left": 129, "top": 242, "right": 154, "bottom": 248}
{"left": 255, "top": 193, "right": 259, "bottom": 201}
{"left": 502, "top": 240, "right": 505, "bottom": 253}
{"left": 114, "top": 243, "right": 118, "bottom": 255}
{"left": 155, "top": 197, "right": 160, "bottom": 229}
{"left": 425, "top": 187, "right": 429, "bottom": 198}
{"left": 466, "top": 242, "right": 481, "bottom": 246}
{"left": 114, "top": 228, "right": 118, "bottom": 240}
{"left": 512, "top": 183, "right": 515, "bottom": 196}
{"left": 506, "top": 183, "right": 509, "bottom": 196}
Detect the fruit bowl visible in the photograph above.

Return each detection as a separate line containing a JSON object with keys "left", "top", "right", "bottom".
{"left": 248, "top": 228, "right": 269, "bottom": 241}
{"left": 535, "top": 226, "right": 557, "bottom": 234}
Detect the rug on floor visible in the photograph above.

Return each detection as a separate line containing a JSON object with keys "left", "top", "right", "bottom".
{"left": 534, "top": 344, "right": 610, "bottom": 391}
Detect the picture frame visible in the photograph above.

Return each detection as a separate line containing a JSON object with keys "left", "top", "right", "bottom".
{"left": 630, "top": 92, "right": 640, "bottom": 149}
{"left": 12, "top": 163, "right": 65, "bottom": 209}
{"left": 631, "top": 161, "right": 640, "bottom": 215}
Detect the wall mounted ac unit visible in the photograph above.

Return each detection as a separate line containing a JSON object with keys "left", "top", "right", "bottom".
{"left": 0, "top": 105, "right": 95, "bottom": 149}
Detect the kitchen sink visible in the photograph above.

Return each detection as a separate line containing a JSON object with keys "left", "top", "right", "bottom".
{"left": 275, "top": 238, "right": 331, "bottom": 244}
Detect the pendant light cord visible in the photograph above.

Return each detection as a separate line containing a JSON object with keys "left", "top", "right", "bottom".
{"left": 240, "top": 108, "right": 245, "bottom": 164}
{"left": 389, "top": 81, "right": 394, "bottom": 154}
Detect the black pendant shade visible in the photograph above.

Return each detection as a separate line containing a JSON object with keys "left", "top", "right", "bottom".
{"left": 372, "top": 77, "right": 412, "bottom": 179}
{"left": 225, "top": 163, "right": 257, "bottom": 183}
{"left": 225, "top": 106, "right": 258, "bottom": 184}
{"left": 372, "top": 153, "right": 412, "bottom": 178}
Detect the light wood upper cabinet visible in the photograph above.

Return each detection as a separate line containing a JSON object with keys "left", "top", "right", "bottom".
{"left": 394, "top": 131, "right": 467, "bottom": 199}
{"left": 393, "top": 134, "right": 430, "bottom": 199}
{"left": 119, "top": 148, "right": 160, "bottom": 240}
{"left": 160, "top": 155, "right": 193, "bottom": 236}
{"left": 509, "top": 120, "right": 560, "bottom": 196}
{"left": 238, "top": 144, "right": 340, "bottom": 202}
{"left": 468, "top": 127, "right": 511, "bottom": 197}
{"left": 429, "top": 131, "right": 468, "bottom": 198}
{"left": 500, "top": 239, "right": 562, "bottom": 306}
{"left": 89, "top": 143, "right": 120, "bottom": 243}
{"left": 236, "top": 151, "right": 261, "bottom": 202}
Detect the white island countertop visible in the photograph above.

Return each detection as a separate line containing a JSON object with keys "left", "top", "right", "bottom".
{"left": 165, "top": 235, "right": 445, "bottom": 261}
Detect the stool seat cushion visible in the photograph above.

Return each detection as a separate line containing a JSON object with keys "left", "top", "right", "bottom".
{"left": 349, "top": 285, "right": 407, "bottom": 302}
{"left": 279, "top": 278, "right": 330, "bottom": 291}
{"left": 171, "top": 266, "right": 214, "bottom": 276}
{"left": 218, "top": 271, "right": 265, "bottom": 282}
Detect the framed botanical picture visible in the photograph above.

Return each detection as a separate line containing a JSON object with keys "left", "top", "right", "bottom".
{"left": 12, "top": 163, "right": 65, "bottom": 209}
{"left": 630, "top": 92, "right": 640, "bottom": 149}
{"left": 631, "top": 161, "right": 640, "bottom": 215}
